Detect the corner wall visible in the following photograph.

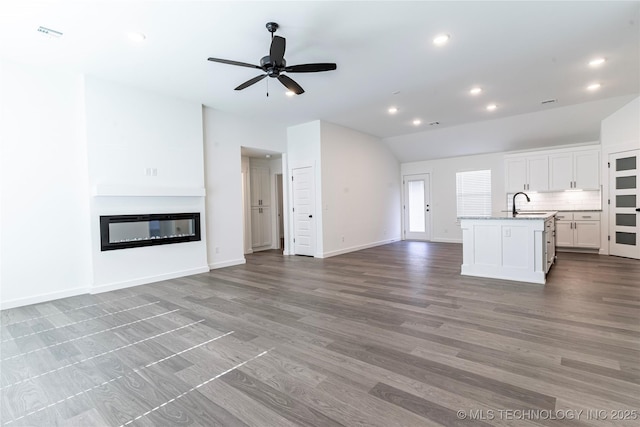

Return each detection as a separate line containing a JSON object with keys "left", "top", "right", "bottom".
{"left": 402, "top": 152, "right": 505, "bottom": 243}
{"left": 599, "top": 96, "right": 640, "bottom": 254}
{"left": 84, "top": 76, "right": 208, "bottom": 294}
{"left": 203, "top": 108, "right": 287, "bottom": 268}
{"left": 320, "top": 122, "right": 401, "bottom": 256}
{"left": 0, "top": 60, "right": 92, "bottom": 309}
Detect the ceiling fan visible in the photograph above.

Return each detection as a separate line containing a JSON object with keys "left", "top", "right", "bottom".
{"left": 207, "top": 22, "right": 337, "bottom": 95}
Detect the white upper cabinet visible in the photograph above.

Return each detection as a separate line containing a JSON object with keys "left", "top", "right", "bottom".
{"left": 549, "top": 149, "right": 600, "bottom": 190}
{"left": 573, "top": 150, "right": 600, "bottom": 189}
{"left": 505, "top": 155, "right": 549, "bottom": 192}
{"left": 250, "top": 166, "right": 271, "bottom": 207}
{"left": 506, "top": 145, "right": 600, "bottom": 193}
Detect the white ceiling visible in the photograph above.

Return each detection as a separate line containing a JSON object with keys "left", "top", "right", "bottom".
{"left": 1, "top": 1, "right": 638, "bottom": 161}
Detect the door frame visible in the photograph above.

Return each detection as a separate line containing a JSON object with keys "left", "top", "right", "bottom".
{"left": 607, "top": 148, "right": 640, "bottom": 259}
{"left": 402, "top": 173, "right": 432, "bottom": 241}
{"left": 275, "top": 173, "right": 284, "bottom": 250}
{"left": 289, "top": 163, "right": 317, "bottom": 257}
{"left": 601, "top": 141, "right": 640, "bottom": 255}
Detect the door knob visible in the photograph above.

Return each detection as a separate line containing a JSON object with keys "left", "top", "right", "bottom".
{"left": 636, "top": 208, "right": 640, "bottom": 212}
{"left": 308, "top": 215, "right": 313, "bottom": 218}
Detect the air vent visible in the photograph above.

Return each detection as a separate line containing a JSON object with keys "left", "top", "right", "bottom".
{"left": 429, "top": 121, "right": 440, "bottom": 126}
{"left": 37, "top": 26, "right": 63, "bottom": 38}
{"left": 540, "top": 98, "right": 557, "bottom": 105}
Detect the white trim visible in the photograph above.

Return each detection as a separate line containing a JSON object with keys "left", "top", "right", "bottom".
{"left": 1, "top": 286, "right": 89, "bottom": 310}
{"left": 208, "top": 258, "right": 246, "bottom": 269}
{"left": 320, "top": 238, "right": 401, "bottom": 258}
{"left": 91, "top": 266, "right": 209, "bottom": 295}
{"left": 460, "top": 266, "right": 546, "bottom": 285}
{"left": 601, "top": 141, "right": 640, "bottom": 256}
{"left": 93, "top": 185, "right": 205, "bottom": 197}
{"left": 431, "top": 237, "right": 462, "bottom": 244}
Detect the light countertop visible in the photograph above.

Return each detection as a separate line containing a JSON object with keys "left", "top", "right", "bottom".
{"left": 459, "top": 211, "right": 557, "bottom": 220}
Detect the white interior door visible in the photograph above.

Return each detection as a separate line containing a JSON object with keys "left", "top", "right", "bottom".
{"left": 292, "top": 167, "right": 315, "bottom": 256}
{"left": 403, "top": 174, "right": 431, "bottom": 240}
{"left": 609, "top": 149, "right": 640, "bottom": 259}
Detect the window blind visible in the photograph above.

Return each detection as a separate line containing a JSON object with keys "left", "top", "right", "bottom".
{"left": 456, "top": 170, "right": 492, "bottom": 216}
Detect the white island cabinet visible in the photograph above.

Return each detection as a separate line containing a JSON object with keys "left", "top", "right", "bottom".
{"left": 459, "top": 212, "right": 556, "bottom": 284}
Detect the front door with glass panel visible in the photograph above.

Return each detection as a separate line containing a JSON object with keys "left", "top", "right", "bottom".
{"left": 609, "top": 150, "right": 640, "bottom": 259}
{"left": 404, "top": 174, "right": 431, "bottom": 240}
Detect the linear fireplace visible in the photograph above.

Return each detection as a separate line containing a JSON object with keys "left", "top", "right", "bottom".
{"left": 100, "top": 213, "right": 201, "bottom": 251}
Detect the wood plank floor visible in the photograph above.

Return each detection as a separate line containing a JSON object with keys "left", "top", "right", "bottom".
{"left": 1, "top": 241, "right": 639, "bottom": 426}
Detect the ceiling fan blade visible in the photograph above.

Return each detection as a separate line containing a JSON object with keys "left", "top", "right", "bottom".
{"left": 270, "top": 36, "right": 286, "bottom": 67}
{"left": 235, "top": 74, "right": 267, "bottom": 91}
{"left": 284, "top": 63, "right": 337, "bottom": 73}
{"left": 277, "top": 75, "right": 304, "bottom": 95}
{"left": 208, "top": 57, "right": 261, "bottom": 69}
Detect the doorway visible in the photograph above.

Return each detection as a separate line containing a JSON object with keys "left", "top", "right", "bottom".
{"left": 275, "top": 174, "right": 284, "bottom": 250}
{"left": 291, "top": 166, "right": 316, "bottom": 256}
{"left": 608, "top": 149, "right": 640, "bottom": 259}
{"left": 403, "top": 173, "right": 431, "bottom": 240}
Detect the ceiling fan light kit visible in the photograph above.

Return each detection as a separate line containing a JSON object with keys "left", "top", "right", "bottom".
{"left": 207, "top": 22, "right": 337, "bottom": 95}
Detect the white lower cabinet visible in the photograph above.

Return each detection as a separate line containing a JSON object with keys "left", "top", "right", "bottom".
{"left": 251, "top": 206, "right": 272, "bottom": 249}
{"left": 555, "top": 212, "right": 600, "bottom": 249}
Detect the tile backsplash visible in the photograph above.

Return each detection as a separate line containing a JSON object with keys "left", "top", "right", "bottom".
{"left": 507, "top": 190, "right": 602, "bottom": 212}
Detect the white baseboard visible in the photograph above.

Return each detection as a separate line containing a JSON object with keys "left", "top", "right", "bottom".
{"left": 1, "top": 286, "right": 89, "bottom": 310}
{"left": 431, "top": 237, "right": 462, "bottom": 244}
{"left": 91, "top": 266, "right": 210, "bottom": 295}
{"left": 208, "top": 258, "right": 246, "bottom": 269}
{"left": 320, "top": 237, "right": 401, "bottom": 258}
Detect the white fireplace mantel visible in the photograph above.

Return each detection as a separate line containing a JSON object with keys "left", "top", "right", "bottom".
{"left": 92, "top": 185, "right": 205, "bottom": 197}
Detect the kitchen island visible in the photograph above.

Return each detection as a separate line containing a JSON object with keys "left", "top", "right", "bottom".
{"left": 459, "top": 211, "right": 556, "bottom": 284}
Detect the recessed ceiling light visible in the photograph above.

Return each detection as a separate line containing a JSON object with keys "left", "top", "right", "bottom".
{"left": 128, "top": 31, "right": 147, "bottom": 43}
{"left": 388, "top": 107, "right": 398, "bottom": 114}
{"left": 413, "top": 119, "right": 422, "bottom": 126}
{"left": 469, "top": 87, "right": 482, "bottom": 95}
{"left": 433, "top": 34, "right": 450, "bottom": 46}
{"left": 285, "top": 91, "right": 295, "bottom": 97}
{"left": 486, "top": 104, "right": 497, "bottom": 111}
{"left": 265, "top": 154, "right": 272, "bottom": 158}
{"left": 589, "top": 57, "right": 606, "bottom": 67}
{"left": 587, "top": 83, "right": 601, "bottom": 91}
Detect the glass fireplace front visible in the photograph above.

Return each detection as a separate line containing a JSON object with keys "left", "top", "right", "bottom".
{"left": 100, "top": 213, "right": 201, "bottom": 251}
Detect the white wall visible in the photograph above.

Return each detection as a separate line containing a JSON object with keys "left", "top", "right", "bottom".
{"left": 320, "top": 122, "right": 401, "bottom": 256}
{"left": 601, "top": 97, "right": 640, "bottom": 146}
{"left": 287, "top": 120, "right": 401, "bottom": 258}
{"left": 84, "top": 76, "right": 208, "bottom": 293}
{"left": 402, "top": 152, "right": 505, "bottom": 243}
{"left": 286, "top": 121, "right": 323, "bottom": 255}
{"left": 0, "top": 60, "right": 92, "bottom": 309}
{"left": 203, "top": 108, "right": 286, "bottom": 268}
{"left": 599, "top": 96, "right": 640, "bottom": 254}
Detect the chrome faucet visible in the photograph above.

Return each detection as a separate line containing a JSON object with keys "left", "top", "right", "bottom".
{"left": 512, "top": 192, "right": 530, "bottom": 216}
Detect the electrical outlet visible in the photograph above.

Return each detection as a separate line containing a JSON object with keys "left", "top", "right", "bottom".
{"left": 504, "top": 228, "right": 511, "bottom": 237}
{"left": 215, "top": 247, "right": 220, "bottom": 254}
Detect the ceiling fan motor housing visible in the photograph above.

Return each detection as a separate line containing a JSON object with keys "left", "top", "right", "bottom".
{"left": 261, "top": 55, "right": 286, "bottom": 76}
